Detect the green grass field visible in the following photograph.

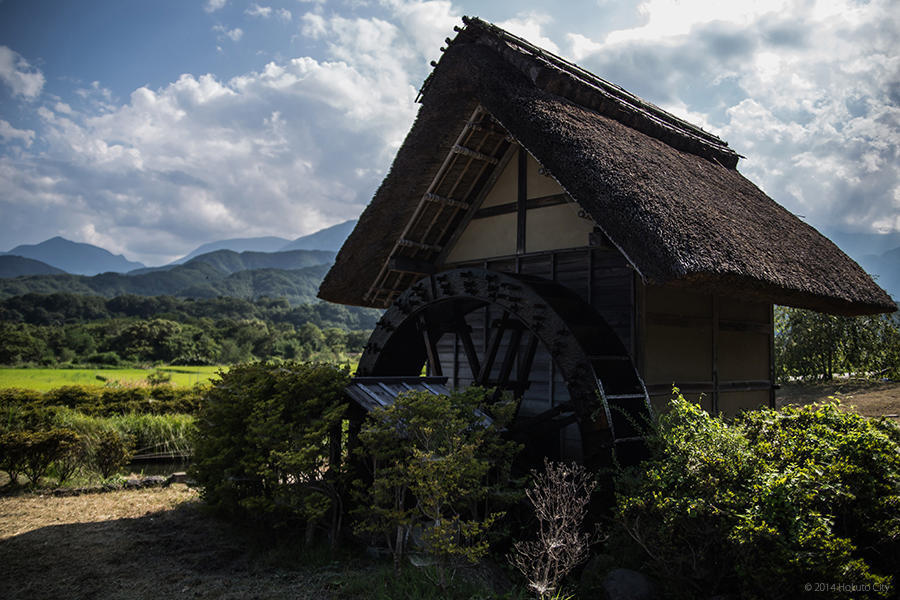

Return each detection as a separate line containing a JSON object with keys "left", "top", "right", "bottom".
{"left": 0, "top": 366, "right": 225, "bottom": 391}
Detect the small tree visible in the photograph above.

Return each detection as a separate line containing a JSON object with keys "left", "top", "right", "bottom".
{"left": 356, "top": 387, "right": 519, "bottom": 587}
{"left": 93, "top": 429, "right": 134, "bottom": 479}
{"left": 510, "top": 459, "right": 595, "bottom": 599}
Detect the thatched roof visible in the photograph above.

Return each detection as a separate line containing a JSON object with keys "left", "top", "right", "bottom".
{"left": 318, "top": 17, "right": 894, "bottom": 316}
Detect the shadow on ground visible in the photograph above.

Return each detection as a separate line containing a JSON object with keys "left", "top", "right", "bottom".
{"left": 0, "top": 501, "right": 343, "bottom": 600}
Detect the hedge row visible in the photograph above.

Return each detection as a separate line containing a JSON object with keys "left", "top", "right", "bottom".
{"left": 0, "top": 427, "right": 134, "bottom": 485}
{"left": 0, "top": 383, "right": 205, "bottom": 416}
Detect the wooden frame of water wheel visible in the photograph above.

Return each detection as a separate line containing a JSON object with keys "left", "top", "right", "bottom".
{"left": 356, "top": 268, "right": 653, "bottom": 469}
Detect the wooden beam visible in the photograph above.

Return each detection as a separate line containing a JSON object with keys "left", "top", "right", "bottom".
{"left": 423, "top": 192, "right": 469, "bottom": 210}
{"left": 397, "top": 239, "right": 441, "bottom": 253}
{"left": 456, "top": 318, "right": 481, "bottom": 378}
{"left": 712, "top": 294, "right": 719, "bottom": 414}
{"left": 419, "top": 316, "right": 442, "bottom": 377}
{"left": 434, "top": 142, "right": 517, "bottom": 267}
{"left": 452, "top": 144, "right": 499, "bottom": 164}
{"left": 471, "top": 193, "right": 570, "bottom": 219}
{"left": 388, "top": 256, "right": 435, "bottom": 275}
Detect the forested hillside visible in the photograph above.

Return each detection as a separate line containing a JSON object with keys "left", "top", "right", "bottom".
{"left": 0, "top": 261, "right": 332, "bottom": 305}
{"left": 0, "top": 293, "right": 381, "bottom": 366}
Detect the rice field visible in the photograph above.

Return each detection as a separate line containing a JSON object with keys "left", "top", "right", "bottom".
{"left": 0, "top": 366, "right": 224, "bottom": 391}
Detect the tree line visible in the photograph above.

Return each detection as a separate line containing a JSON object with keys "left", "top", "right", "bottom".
{"left": 0, "top": 293, "right": 381, "bottom": 366}
{"left": 775, "top": 304, "right": 900, "bottom": 381}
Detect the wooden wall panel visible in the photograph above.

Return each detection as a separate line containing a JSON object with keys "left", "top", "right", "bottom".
{"left": 718, "top": 390, "right": 770, "bottom": 417}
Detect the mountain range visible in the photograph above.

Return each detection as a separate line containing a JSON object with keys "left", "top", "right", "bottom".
{"left": 171, "top": 220, "right": 356, "bottom": 264}
{"left": 0, "top": 249, "right": 336, "bottom": 305}
{"left": 2, "top": 220, "right": 357, "bottom": 276}
{"left": 0, "top": 221, "right": 357, "bottom": 305}
{"left": 1, "top": 220, "right": 896, "bottom": 303}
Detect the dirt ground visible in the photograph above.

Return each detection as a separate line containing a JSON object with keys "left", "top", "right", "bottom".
{"left": 0, "top": 486, "right": 364, "bottom": 600}
{"left": 777, "top": 379, "right": 900, "bottom": 420}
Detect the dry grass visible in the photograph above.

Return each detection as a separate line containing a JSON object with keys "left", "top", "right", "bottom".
{"left": 0, "top": 486, "right": 197, "bottom": 540}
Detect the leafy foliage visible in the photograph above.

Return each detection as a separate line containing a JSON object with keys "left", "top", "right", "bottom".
{"left": 92, "top": 429, "right": 135, "bottom": 479}
{"left": 0, "top": 428, "right": 80, "bottom": 485}
{"left": 190, "top": 361, "right": 350, "bottom": 542}
{"left": 613, "top": 392, "right": 899, "bottom": 599}
{"left": 355, "top": 388, "right": 520, "bottom": 587}
{"left": 775, "top": 305, "right": 900, "bottom": 381}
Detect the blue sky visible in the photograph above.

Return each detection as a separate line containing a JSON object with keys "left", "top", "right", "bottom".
{"left": 0, "top": 0, "right": 897, "bottom": 265}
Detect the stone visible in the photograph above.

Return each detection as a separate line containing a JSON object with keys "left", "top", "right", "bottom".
{"left": 580, "top": 553, "right": 617, "bottom": 596}
{"left": 166, "top": 471, "right": 191, "bottom": 485}
{"left": 602, "top": 568, "right": 658, "bottom": 600}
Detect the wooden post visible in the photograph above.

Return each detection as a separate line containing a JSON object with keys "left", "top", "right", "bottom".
{"left": 517, "top": 148, "right": 527, "bottom": 255}
{"left": 712, "top": 295, "right": 719, "bottom": 414}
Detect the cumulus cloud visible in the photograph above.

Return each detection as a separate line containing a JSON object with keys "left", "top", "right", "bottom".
{"left": 246, "top": 4, "right": 291, "bottom": 21}
{"left": 0, "top": 46, "right": 45, "bottom": 99}
{"left": 564, "top": 0, "right": 900, "bottom": 237}
{"left": 1, "top": 0, "right": 896, "bottom": 264}
{"left": 0, "top": 6, "right": 439, "bottom": 263}
{"left": 0, "top": 119, "right": 35, "bottom": 147}
{"left": 204, "top": 0, "right": 227, "bottom": 13}
{"left": 213, "top": 25, "right": 244, "bottom": 42}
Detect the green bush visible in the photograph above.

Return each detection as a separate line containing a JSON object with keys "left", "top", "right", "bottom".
{"left": 0, "top": 384, "right": 205, "bottom": 417}
{"left": 0, "top": 428, "right": 80, "bottom": 485}
{"left": 612, "top": 393, "right": 899, "bottom": 599}
{"left": 45, "top": 385, "right": 97, "bottom": 410}
{"left": 0, "top": 430, "right": 28, "bottom": 483}
{"left": 191, "top": 361, "right": 350, "bottom": 541}
{"left": 92, "top": 429, "right": 134, "bottom": 478}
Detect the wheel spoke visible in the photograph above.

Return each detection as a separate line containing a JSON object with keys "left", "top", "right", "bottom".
{"left": 418, "top": 315, "right": 442, "bottom": 377}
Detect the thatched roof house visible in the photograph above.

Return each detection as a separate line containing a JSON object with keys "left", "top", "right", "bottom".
{"left": 319, "top": 17, "right": 894, "bottom": 465}
{"left": 319, "top": 17, "right": 893, "bottom": 316}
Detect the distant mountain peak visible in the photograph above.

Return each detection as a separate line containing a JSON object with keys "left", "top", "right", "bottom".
{"left": 280, "top": 220, "right": 356, "bottom": 253}
{"left": 5, "top": 237, "right": 145, "bottom": 275}
{"left": 172, "top": 236, "right": 292, "bottom": 264}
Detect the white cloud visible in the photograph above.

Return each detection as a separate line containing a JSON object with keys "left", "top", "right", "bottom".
{"left": 0, "top": 119, "right": 35, "bottom": 147}
{"left": 204, "top": 0, "right": 227, "bottom": 13}
{"left": 0, "top": 46, "right": 45, "bottom": 99}
{"left": 246, "top": 4, "right": 292, "bottom": 21}
{"left": 213, "top": 25, "right": 244, "bottom": 42}
{"left": 246, "top": 4, "right": 272, "bottom": 18}
{"left": 496, "top": 12, "right": 561, "bottom": 54}
{"left": 558, "top": 0, "right": 900, "bottom": 236}
{"left": 0, "top": 11, "right": 429, "bottom": 264}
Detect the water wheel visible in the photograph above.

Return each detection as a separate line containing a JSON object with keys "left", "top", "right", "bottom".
{"left": 356, "top": 268, "right": 652, "bottom": 469}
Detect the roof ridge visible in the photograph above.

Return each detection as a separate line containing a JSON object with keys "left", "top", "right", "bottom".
{"left": 424, "top": 16, "right": 742, "bottom": 169}
{"left": 463, "top": 17, "right": 729, "bottom": 147}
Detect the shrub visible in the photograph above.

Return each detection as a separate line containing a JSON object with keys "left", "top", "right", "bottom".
{"left": 355, "top": 387, "right": 520, "bottom": 586}
{"left": 612, "top": 393, "right": 898, "bottom": 598}
{"left": 44, "top": 385, "right": 96, "bottom": 410}
{"left": 0, "top": 431, "right": 29, "bottom": 483}
{"left": 0, "top": 428, "right": 80, "bottom": 485}
{"left": 191, "top": 361, "right": 350, "bottom": 542}
{"left": 92, "top": 429, "right": 134, "bottom": 478}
